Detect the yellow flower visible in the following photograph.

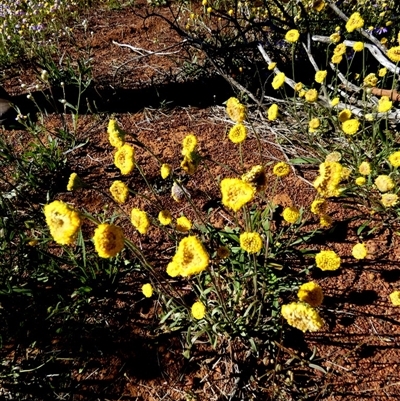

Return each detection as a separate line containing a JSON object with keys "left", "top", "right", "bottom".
{"left": 273, "top": 161, "right": 290, "bottom": 177}
{"left": 216, "top": 246, "right": 230, "bottom": 259}
{"left": 281, "top": 302, "right": 324, "bottom": 332}
{"left": 331, "top": 97, "right": 340, "bottom": 107}
{"left": 228, "top": 123, "right": 247, "bottom": 144}
{"left": 285, "top": 29, "right": 300, "bottom": 43}
{"left": 114, "top": 144, "right": 135, "bottom": 175}
{"left": 268, "top": 62, "right": 276, "bottom": 70}
{"left": 331, "top": 54, "right": 343, "bottom": 64}
{"left": 271, "top": 72, "right": 285, "bottom": 90}
{"left": 67, "top": 172, "right": 84, "bottom": 191}
{"left": 375, "top": 175, "right": 395, "bottom": 192}
{"left": 365, "top": 113, "right": 374, "bottom": 121}
{"left": 353, "top": 42, "right": 364, "bottom": 52}
{"left": 294, "top": 82, "right": 303, "bottom": 92}
{"left": 377, "top": 96, "right": 392, "bottom": 113}
{"left": 312, "top": 0, "right": 325, "bottom": 12}
{"left": 267, "top": 103, "right": 279, "bottom": 121}
{"left": 239, "top": 232, "right": 263, "bottom": 254}
{"left": 109, "top": 180, "right": 129, "bottom": 204}
{"left": 342, "top": 119, "right": 360, "bottom": 135}
{"left": 226, "top": 97, "right": 246, "bottom": 123}
{"left": 309, "top": 118, "right": 320, "bottom": 132}
{"left": 44, "top": 200, "right": 82, "bottom": 245}
{"left": 168, "top": 236, "right": 209, "bottom": 277}
{"left": 363, "top": 73, "right": 378, "bottom": 87}
{"left": 282, "top": 206, "right": 300, "bottom": 224}
{"left": 345, "top": 12, "right": 364, "bottom": 33}
{"left": 297, "top": 282, "right": 324, "bottom": 307}
{"left": 298, "top": 89, "right": 306, "bottom": 98}
{"left": 378, "top": 67, "right": 387, "bottom": 77}
{"left": 381, "top": 193, "right": 398, "bottom": 207}
{"left": 341, "top": 167, "right": 351, "bottom": 181}
{"left": 180, "top": 156, "right": 197, "bottom": 175}
{"left": 191, "top": 301, "right": 206, "bottom": 319}
{"left": 329, "top": 32, "right": 341, "bottom": 43}
{"left": 93, "top": 223, "right": 124, "bottom": 258}
{"left": 352, "top": 243, "right": 367, "bottom": 259}
{"left": 158, "top": 210, "right": 172, "bottom": 226}
{"left": 305, "top": 89, "right": 318, "bottom": 102}
{"left": 319, "top": 214, "right": 332, "bottom": 227}
{"left": 315, "top": 70, "right": 327, "bottom": 84}
{"left": 182, "top": 134, "right": 198, "bottom": 156}
{"left": 313, "top": 161, "right": 343, "bottom": 198}
{"left": 131, "top": 208, "right": 150, "bottom": 235}
{"left": 334, "top": 43, "right": 346, "bottom": 56}
{"left": 389, "top": 291, "right": 400, "bottom": 306}
{"left": 325, "top": 151, "right": 341, "bottom": 162}
{"left": 107, "top": 119, "right": 125, "bottom": 148}
{"left": 338, "top": 109, "right": 352, "bottom": 122}
{"left": 176, "top": 216, "right": 192, "bottom": 232}
{"left": 220, "top": 178, "right": 255, "bottom": 212}
{"left": 359, "top": 161, "right": 371, "bottom": 175}
{"left": 311, "top": 199, "right": 327, "bottom": 215}
{"left": 142, "top": 283, "right": 153, "bottom": 298}
{"left": 355, "top": 176, "right": 366, "bottom": 186}
{"left": 315, "top": 250, "right": 341, "bottom": 271}
{"left": 241, "top": 165, "right": 267, "bottom": 192}
{"left": 161, "top": 163, "right": 172, "bottom": 179}
{"left": 387, "top": 46, "right": 400, "bottom": 63}
{"left": 207, "top": 6, "right": 212, "bottom": 13}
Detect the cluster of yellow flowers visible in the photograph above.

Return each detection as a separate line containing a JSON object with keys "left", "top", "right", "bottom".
{"left": 313, "top": 161, "right": 344, "bottom": 198}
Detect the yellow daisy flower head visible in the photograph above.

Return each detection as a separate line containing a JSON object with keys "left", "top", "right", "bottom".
{"left": 311, "top": 199, "right": 328, "bottom": 215}
{"left": 294, "top": 82, "right": 303, "bottom": 92}
{"left": 182, "top": 134, "right": 198, "bottom": 156}
{"left": 378, "top": 67, "right": 387, "bottom": 77}
{"left": 228, "top": 123, "right": 247, "bottom": 144}
{"left": 142, "top": 283, "right": 153, "bottom": 298}
{"left": 239, "top": 231, "right": 263, "bottom": 254}
{"left": 387, "top": 46, "right": 400, "bottom": 63}
{"left": 191, "top": 301, "right": 206, "bottom": 319}
{"left": 308, "top": 118, "right": 320, "bottom": 133}
{"left": 298, "top": 89, "right": 306, "bottom": 98}
{"left": 313, "top": 161, "right": 343, "bottom": 198}
{"left": 342, "top": 119, "right": 360, "bottom": 135}
{"left": 281, "top": 302, "right": 324, "bottom": 332}
{"left": 268, "top": 62, "right": 277, "bottom": 70}
{"left": 345, "top": 12, "right": 364, "bottom": 33}
{"left": 341, "top": 167, "right": 351, "bottom": 181}
{"left": 365, "top": 113, "right": 374, "bottom": 122}
{"left": 114, "top": 144, "right": 135, "bottom": 175}
{"left": 216, "top": 245, "right": 230, "bottom": 259}
{"left": 67, "top": 172, "right": 84, "bottom": 191}
{"left": 355, "top": 176, "right": 366, "bottom": 186}
{"left": 305, "top": 89, "right": 318, "bottom": 103}
{"left": 297, "top": 282, "right": 324, "bottom": 307}
{"left": 158, "top": 210, "right": 172, "bottom": 226}
{"left": 166, "top": 261, "right": 181, "bottom": 277}
{"left": 107, "top": 119, "right": 125, "bottom": 148}
{"left": 358, "top": 161, "right": 371, "bottom": 175}
{"left": 381, "top": 193, "right": 398, "bottom": 207}
{"left": 109, "top": 180, "right": 129, "bottom": 204}
{"left": 176, "top": 216, "right": 192, "bottom": 232}
{"left": 220, "top": 178, "right": 255, "bottom": 212}
{"left": 375, "top": 175, "right": 395, "bottom": 192}
{"left": 363, "top": 73, "right": 378, "bottom": 87}
{"left": 315, "top": 250, "right": 341, "bottom": 271}
{"left": 160, "top": 163, "right": 172, "bottom": 179}
{"left": 334, "top": 43, "right": 346, "bottom": 56}
{"left": 389, "top": 291, "right": 400, "bottom": 306}
{"left": 331, "top": 97, "right": 340, "bottom": 107}
{"left": 273, "top": 161, "right": 290, "bottom": 177}
{"left": 267, "top": 103, "right": 279, "bottom": 121}
{"left": 312, "top": 0, "right": 325, "bottom": 12}
{"left": 44, "top": 200, "right": 82, "bottom": 246}
{"left": 285, "top": 29, "right": 300, "bottom": 43}
{"left": 282, "top": 206, "right": 300, "bottom": 224}
{"left": 325, "top": 151, "right": 341, "bottom": 162}
{"left": 331, "top": 54, "right": 343, "bottom": 64}
{"left": 353, "top": 42, "right": 364, "bottom": 52}
{"left": 241, "top": 165, "right": 267, "bottom": 192}
{"left": 338, "top": 108, "right": 352, "bottom": 122}
{"left": 180, "top": 155, "right": 199, "bottom": 175}
{"left": 329, "top": 32, "right": 341, "bottom": 43}
{"left": 378, "top": 96, "right": 392, "bottom": 113}
{"left": 131, "top": 208, "right": 150, "bottom": 235}
{"left": 388, "top": 151, "right": 400, "bottom": 167}
{"left": 315, "top": 70, "right": 327, "bottom": 84}
{"left": 226, "top": 97, "right": 246, "bottom": 123}
{"left": 319, "top": 214, "right": 333, "bottom": 227}
{"left": 169, "top": 236, "right": 209, "bottom": 277}
{"left": 93, "top": 223, "right": 124, "bottom": 258}
{"left": 271, "top": 72, "right": 286, "bottom": 90}
{"left": 352, "top": 243, "right": 367, "bottom": 260}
